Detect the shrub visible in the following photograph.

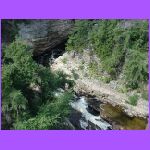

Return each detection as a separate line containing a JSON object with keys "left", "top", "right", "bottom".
{"left": 66, "top": 20, "right": 95, "bottom": 52}
{"left": 124, "top": 49, "right": 148, "bottom": 89}
{"left": 88, "top": 62, "right": 99, "bottom": 77}
{"left": 141, "top": 90, "right": 148, "bottom": 101}
{"left": 102, "top": 77, "right": 111, "bottom": 83}
{"left": 66, "top": 20, "right": 148, "bottom": 89}
{"left": 118, "top": 86, "right": 128, "bottom": 93}
{"left": 128, "top": 94, "right": 139, "bottom": 106}
{"left": 62, "top": 57, "right": 67, "bottom": 64}
{"left": 2, "top": 41, "right": 73, "bottom": 129}
{"left": 14, "top": 91, "right": 73, "bottom": 130}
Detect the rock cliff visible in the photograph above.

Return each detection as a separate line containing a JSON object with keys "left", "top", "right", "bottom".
{"left": 18, "top": 20, "right": 74, "bottom": 56}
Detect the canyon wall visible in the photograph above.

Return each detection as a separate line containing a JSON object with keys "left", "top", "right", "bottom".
{"left": 18, "top": 20, "right": 74, "bottom": 56}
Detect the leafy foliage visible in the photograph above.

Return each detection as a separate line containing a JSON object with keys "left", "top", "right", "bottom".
{"left": 124, "top": 49, "right": 148, "bottom": 89}
{"left": 66, "top": 20, "right": 95, "bottom": 52}
{"left": 141, "top": 90, "right": 148, "bottom": 101}
{"left": 66, "top": 20, "right": 148, "bottom": 89}
{"left": 128, "top": 94, "right": 139, "bottom": 106}
{"left": 14, "top": 91, "right": 73, "bottom": 130}
{"left": 62, "top": 57, "right": 68, "bottom": 64}
{"left": 88, "top": 62, "right": 99, "bottom": 77}
{"left": 2, "top": 41, "right": 73, "bottom": 129}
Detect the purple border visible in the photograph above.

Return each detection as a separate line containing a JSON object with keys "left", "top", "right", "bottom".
{"left": 0, "top": 0, "right": 149, "bottom": 19}
{"left": 0, "top": 19, "right": 1, "bottom": 129}
{"left": 0, "top": 0, "right": 150, "bottom": 149}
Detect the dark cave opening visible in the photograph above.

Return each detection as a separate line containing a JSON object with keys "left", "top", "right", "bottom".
{"left": 33, "top": 40, "right": 67, "bottom": 67}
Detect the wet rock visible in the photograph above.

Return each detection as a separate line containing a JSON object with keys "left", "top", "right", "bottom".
{"left": 51, "top": 50, "right": 148, "bottom": 119}
{"left": 87, "top": 120, "right": 101, "bottom": 130}
{"left": 70, "top": 97, "right": 112, "bottom": 130}
{"left": 86, "top": 97, "right": 102, "bottom": 113}
{"left": 69, "top": 109, "right": 83, "bottom": 129}
{"left": 64, "top": 118, "right": 76, "bottom": 130}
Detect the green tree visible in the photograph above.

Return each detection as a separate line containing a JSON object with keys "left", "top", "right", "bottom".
{"left": 66, "top": 20, "right": 148, "bottom": 89}
{"left": 2, "top": 40, "right": 73, "bottom": 129}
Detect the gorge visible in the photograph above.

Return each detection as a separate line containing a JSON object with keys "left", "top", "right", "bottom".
{"left": 1, "top": 19, "right": 149, "bottom": 130}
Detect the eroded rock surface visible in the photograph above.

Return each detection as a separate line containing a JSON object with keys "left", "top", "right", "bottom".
{"left": 51, "top": 51, "right": 149, "bottom": 118}
{"left": 18, "top": 20, "right": 74, "bottom": 56}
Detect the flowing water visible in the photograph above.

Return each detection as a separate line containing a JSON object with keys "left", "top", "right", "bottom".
{"left": 70, "top": 96, "right": 112, "bottom": 130}
{"left": 69, "top": 95, "right": 148, "bottom": 130}
{"left": 37, "top": 44, "right": 148, "bottom": 130}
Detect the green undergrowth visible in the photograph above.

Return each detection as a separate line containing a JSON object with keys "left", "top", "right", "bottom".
{"left": 127, "top": 94, "right": 139, "bottom": 106}
{"left": 66, "top": 20, "right": 148, "bottom": 91}
{"left": 2, "top": 40, "right": 74, "bottom": 129}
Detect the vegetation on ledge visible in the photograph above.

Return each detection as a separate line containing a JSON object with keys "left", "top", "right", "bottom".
{"left": 66, "top": 20, "right": 148, "bottom": 90}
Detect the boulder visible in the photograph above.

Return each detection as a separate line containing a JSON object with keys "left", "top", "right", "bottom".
{"left": 18, "top": 20, "right": 74, "bottom": 56}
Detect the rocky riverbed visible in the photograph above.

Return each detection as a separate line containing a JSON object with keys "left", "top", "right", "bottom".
{"left": 62, "top": 92, "right": 147, "bottom": 130}
{"left": 51, "top": 50, "right": 148, "bottom": 130}
{"left": 51, "top": 51, "right": 149, "bottom": 118}
{"left": 70, "top": 95, "right": 112, "bottom": 130}
{"left": 25, "top": 32, "right": 148, "bottom": 130}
